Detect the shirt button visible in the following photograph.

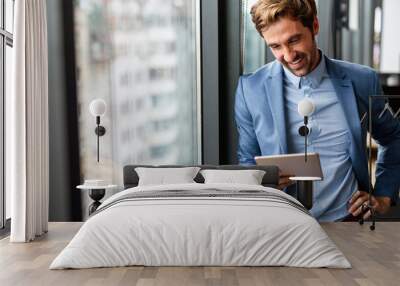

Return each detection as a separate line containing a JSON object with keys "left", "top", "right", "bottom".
{"left": 304, "top": 87, "right": 312, "bottom": 97}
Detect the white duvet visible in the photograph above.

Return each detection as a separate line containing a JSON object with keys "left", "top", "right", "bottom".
{"left": 50, "top": 183, "right": 351, "bottom": 269}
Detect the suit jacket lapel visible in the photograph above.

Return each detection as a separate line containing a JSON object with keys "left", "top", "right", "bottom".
{"left": 326, "top": 58, "right": 364, "bottom": 159}
{"left": 264, "top": 62, "right": 287, "bottom": 154}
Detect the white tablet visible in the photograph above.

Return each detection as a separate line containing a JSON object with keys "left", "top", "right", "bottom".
{"left": 255, "top": 152, "right": 323, "bottom": 179}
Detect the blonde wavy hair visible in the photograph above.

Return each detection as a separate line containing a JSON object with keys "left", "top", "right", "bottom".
{"left": 251, "top": 0, "right": 317, "bottom": 36}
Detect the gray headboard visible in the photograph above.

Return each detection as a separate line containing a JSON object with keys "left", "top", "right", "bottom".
{"left": 123, "top": 165, "right": 279, "bottom": 189}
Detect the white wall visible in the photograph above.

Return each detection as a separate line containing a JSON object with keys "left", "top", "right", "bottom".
{"left": 380, "top": 0, "right": 400, "bottom": 73}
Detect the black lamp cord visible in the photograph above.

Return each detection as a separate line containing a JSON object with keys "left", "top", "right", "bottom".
{"left": 359, "top": 96, "right": 375, "bottom": 231}
{"left": 359, "top": 197, "right": 375, "bottom": 230}
{"left": 304, "top": 131, "right": 308, "bottom": 162}
{"left": 96, "top": 116, "right": 100, "bottom": 162}
{"left": 304, "top": 116, "right": 308, "bottom": 162}
{"left": 298, "top": 116, "right": 309, "bottom": 162}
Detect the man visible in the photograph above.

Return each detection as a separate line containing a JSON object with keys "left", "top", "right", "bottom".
{"left": 235, "top": 0, "right": 400, "bottom": 221}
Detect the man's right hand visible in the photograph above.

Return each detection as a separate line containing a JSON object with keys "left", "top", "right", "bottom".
{"left": 348, "top": 191, "right": 391, "bottom": 219}
{"left": 277, "top": 171, "right": 295, "bottom": 190}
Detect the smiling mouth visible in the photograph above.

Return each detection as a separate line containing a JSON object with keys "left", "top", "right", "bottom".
{"left": 288, "top": 57, "right": 304, "bottom": 69}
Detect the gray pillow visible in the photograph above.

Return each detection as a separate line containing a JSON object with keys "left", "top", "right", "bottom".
{"left": 135, "top": 167, "right": 201, "bottom": 186}
{"left": 200, "top": 169, "right": 266, "bottom": 185}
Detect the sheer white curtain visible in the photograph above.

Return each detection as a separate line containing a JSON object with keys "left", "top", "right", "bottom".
{"left": 8, "top": 0, "right": 49, "bottom": 242}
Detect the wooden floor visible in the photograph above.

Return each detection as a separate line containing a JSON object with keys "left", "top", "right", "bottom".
{"left": 1, "top": 222, "right": 400, "bottom": 286}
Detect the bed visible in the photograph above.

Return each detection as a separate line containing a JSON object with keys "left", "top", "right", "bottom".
{"left": 50, "top": 165, "right": 350, "bottom": 269}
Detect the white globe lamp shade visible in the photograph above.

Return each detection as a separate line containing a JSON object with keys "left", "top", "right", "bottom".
{"left": 89, "top": 99, "right": 107, "bottom": 117}
{"left": 298, "top": 98, "right": 315, "bottom": 117}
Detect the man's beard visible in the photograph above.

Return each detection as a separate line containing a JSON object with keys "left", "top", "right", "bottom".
{"left": 282, "top": 41, "right": 319, "bottom": 77}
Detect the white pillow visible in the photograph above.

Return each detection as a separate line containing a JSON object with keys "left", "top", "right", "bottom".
{"left": 200, "top": 169, "right": 266, "bottom": 185}
{"left": 135, "top": 167, "right": 200, "bottom": 186}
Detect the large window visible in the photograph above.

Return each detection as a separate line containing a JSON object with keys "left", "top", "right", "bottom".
{"left": 74, "top": 0, "right": 200, "bottom": 187}
{"left": 1, "top": 0, "right": 14, "bottom": 229}
{"left": 242, "top": 0, "right": 269, "bottom": 74}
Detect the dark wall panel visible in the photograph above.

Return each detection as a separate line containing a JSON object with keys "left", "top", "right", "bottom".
{"left": 201, "top": 0, "right": 220, "bottom": 165}
{"left": 219, "top": 0, "right": 241, "bottom": 164}
{"left": 201, "top": 0, "right": 241, "bottom": 165}
{"left": 47, "top": 0, "right": 81, "bottom": 221}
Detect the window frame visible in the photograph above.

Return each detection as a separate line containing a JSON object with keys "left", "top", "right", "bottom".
{"left": 1, "top": 0, "right": 14, "bottom": 231}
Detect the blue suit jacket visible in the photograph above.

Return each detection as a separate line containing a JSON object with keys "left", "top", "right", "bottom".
{"left": 235, "top": 56, "right": 400, "bottom": 201}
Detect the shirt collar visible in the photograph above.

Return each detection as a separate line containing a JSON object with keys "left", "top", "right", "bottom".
{"left": 283, "top": 50, "right": 327, "bottom": 89}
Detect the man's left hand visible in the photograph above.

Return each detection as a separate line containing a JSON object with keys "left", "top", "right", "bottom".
{"left": 348, "top": 191, "right": 391, "bottom": 219}
{"left": 277, "top": 170, "right": 295, "bottom": 190}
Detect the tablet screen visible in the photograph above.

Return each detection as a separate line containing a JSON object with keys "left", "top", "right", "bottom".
{"left": 255, "top": 153, "right": 323, "bottom": 179}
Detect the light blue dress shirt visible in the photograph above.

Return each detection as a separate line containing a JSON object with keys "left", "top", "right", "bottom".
{"left": 283, "top": 54, "right": 358, "bottom": 221}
